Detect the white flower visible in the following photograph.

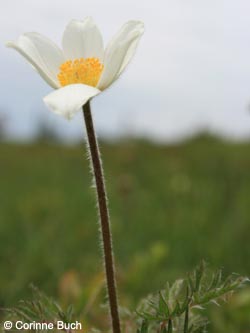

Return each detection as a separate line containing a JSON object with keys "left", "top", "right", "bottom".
{"left": 6, "top": 17, "right": 144, "bottom": 119}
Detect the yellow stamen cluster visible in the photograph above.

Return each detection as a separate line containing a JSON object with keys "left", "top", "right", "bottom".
{"left": 57, "top": 58, "right": 104, "bottom": 87}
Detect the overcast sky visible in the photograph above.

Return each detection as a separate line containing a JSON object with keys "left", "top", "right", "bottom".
{"left": 1, "top": 0, "right": 250, "bottom": 142}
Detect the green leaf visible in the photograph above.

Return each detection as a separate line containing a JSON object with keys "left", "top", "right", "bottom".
{"left": 167, "top": 319, "right": 173, "bottom": 333}
{"left": 183, "top": 307, "right": 189, "bottom": 333}
{"left": 140, "top": 320, "right": 148, "bottom": 333}
{"left": 159, "top": 292, "right": 169, "bottom": 317}
{"left": 194, "top": 261, "right": 205, "bottom": 292}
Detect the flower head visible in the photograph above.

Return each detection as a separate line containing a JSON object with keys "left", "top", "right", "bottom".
{"left": 6, "top": 17, "right": 144, "bottom": 119}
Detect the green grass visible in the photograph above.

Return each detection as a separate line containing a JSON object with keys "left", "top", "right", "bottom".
{"left": 0, "top": 136, "right": 249, "bottom": 331}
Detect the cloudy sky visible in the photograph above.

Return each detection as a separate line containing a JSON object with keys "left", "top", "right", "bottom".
{"left": 1, "top": 0, "right": 250, "bottom": 142}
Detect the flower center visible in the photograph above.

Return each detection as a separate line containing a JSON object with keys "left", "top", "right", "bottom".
{"left": 57, "top": 58, "right": 104, "bottom": 87}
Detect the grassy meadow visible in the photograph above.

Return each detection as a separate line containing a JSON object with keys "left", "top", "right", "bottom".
{"left": 0, "top": 135, "right": 249, "bottom": 332}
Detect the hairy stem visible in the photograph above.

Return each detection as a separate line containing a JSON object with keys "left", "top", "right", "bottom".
{"left": 82, "top": 102, "right": 121, "bottom": 333}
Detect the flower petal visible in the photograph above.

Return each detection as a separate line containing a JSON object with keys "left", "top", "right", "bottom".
{"left": 97, "top": 21, "right": 144, "bottom": 90}
{"left": 62, "top": 17, "right": 104, "bottom": 61}
{"left": 43, "top": 84, "right": 100, "bottom": 119}
{"left": 6, "top": 33, "right": 64, "bottom": 88}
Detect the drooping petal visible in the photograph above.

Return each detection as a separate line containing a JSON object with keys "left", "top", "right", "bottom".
{"left": 6, "top": 33, "right": 64, "bottom": 88}
{"left": 62, "top": 17, "right": 104, "bottom": 61}
{"left": 43, "top": 83, "right": 100, "bottom": 119}
{"left": 97, "top": 21, "right": 144, "bottom": 90}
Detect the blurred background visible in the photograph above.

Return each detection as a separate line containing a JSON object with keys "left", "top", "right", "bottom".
{"left": 1, "top": 1, "right": 250, "bottom": 332}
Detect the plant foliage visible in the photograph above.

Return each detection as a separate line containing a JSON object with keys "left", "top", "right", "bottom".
{"left": 3, "top": 285, "right": 75, "bottom": 332}
{"left": 136, "top": 261, "right": 249, "bottom": 333}
{"left": 2, "top": 263, "right": 248, "bottom": 333}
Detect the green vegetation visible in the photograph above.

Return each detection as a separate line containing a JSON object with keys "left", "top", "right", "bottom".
{"left": 137, "top": 261, "right": 248, "bottom": 333}
{"left": 5, "top": 263, "right": 248, "bottom": 333}
{"left": 0, "top": 135, "right": 249, "bottom": 331}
